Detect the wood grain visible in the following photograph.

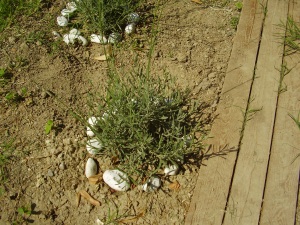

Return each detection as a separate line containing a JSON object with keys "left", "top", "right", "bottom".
{"left": 184, "top": 1, "right": 265, "bottom": 224}
{"left": 222, "top": 0, "right": 289, "bottom": 224}
{"left": 259, "top": 0, "right": 300, "bottom": 224}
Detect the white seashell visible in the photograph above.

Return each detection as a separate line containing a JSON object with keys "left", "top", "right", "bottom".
{"left": 125, "top": 23, "right": 136, "bottom": 35}
{"left": 63, "top": 33, "right": 78, "bottom": 44}
{"left": 77, "top": 35, "right": 88, "bottom": 46}
{"left": 142, "top": 176, "right": 161, "bottom": 192}
{"left": 66, "top": 2, "right": 77, "bottom": 11}
{"left": 69, "top": 28, "right": 80, "bottom": 35}
{"left": 87, "top": 116, "right": 100, "bottom": 137}
{"left": 85, "top": 158, "right": 98, "bottom": 178}
{"left": 108, "top": 32, "right": 122, "bottom": 44}
{"left": 61, "top": 8, "right": 75, "bottom": 17}
{"left": 127, "top": 12, "right": 140, "bottom": 23}
{"left": 96, "top": 218, "right": 104, "bottom": 225}
{"left": 86, "top": 138, "right": 102, "bottom": 154}
{"left": 57, "top": 16, "right": 68, "bottom": 26}
{"left": 164, "top": 164, "right": 179, "bottom": 176}
{"left": 90, "top": 34, "right": 108, "bottom": 44}
{"left": 103, "top": 170, "right": 130, "bottom": 191}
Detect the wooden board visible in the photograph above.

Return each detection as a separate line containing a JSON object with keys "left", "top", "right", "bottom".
{"left": 259, "top": 0, "right": 300, "bottom": 224}
{"left": 222, "top": 0, "right": 289, "bottom": 224}
{"left": 184, "top": 1, "right": 266, "bottom": 224}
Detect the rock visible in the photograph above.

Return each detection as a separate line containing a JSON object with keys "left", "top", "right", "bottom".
{"left": 90, "top": 34, "right": 107, "bottom": 44}
{"left": 208, "top": 72, "right": 217, "bottom": 80}
{"left": 127, "top": 12, "right": 140, "bottom": 23}
{"left": 142, "top": 176, "right": 161, "bottom": 192}
{"left": 86, "top": 138, "right": 102, "bottom": 155}
{"left": 125, "top": 23, "right": 136, "bottom": 35}
{"left": 103, "top": 170, "right": 130, "bottom": 191}
{"left": 164, "top": 164, "right": 179, "bottom": 176}
{"left": 87, "top": 117, "right": 100, "bottom": 137}
{"left": 59, "top": 162, "right": 66, "bottom": 170}
{"left": 108, "top": 33, "right": 122, "bottom": 44}
{"left": 57, "top": 16, "right": 68, "bottom": 26}
{"left": 47, "top": 169, "right": 54, "bottom": 177}
{"left": 85, "top": 158, "right": 98, "bottom": 178}
{"left": 77, "top": 35, "right": 88, "bottom": 46}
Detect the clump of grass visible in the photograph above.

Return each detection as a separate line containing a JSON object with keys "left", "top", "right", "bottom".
{"left": 0, "top": 68, "right": 12, "bottom": 87}
{"left": 76, "top": 0, "right": 144, "bottom": 35}
{"left": 278, "top": 17, "right": 300, "bottom": 55}
{"left": 0, "top": 0, "right": 42, "bottom": 32}
{"left": 230, "top": 16, "right": 239, "bottom": 30}
{"left": 79, "top": 65, "right": 203, "bottom": 184}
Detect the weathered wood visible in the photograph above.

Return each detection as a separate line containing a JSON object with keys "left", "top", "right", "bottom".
{"left": 222, "top": 0, "right": 289, "bottom": 224}
{"left": 259, "top": 0, "right": 300, "bottom": 224}
{"left": 184, "top": 1, "right": 265, "bottom": 224}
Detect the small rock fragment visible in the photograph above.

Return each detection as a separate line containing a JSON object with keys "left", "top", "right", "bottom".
{"left": 142, "top": 176, "right": 161, "bottom": 192}
{"left": 85, "top": 158, "right": 98, "bottom": 178}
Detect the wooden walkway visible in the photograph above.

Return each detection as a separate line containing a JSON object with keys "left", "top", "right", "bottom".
{"left": 185, "top": 0, "right": 300, "bottom": 224}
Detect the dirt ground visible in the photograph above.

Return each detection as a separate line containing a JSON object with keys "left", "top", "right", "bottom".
{"left": 0, "top": 0, "right": 239, "bottom": 224}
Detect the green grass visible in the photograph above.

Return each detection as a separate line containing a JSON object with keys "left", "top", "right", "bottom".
{"left": 77, "top": 66, "right": 203, "bottom": 184}
{"left": 278, "top": 17, "right": 300, "bottom": 55}
{"left": 0, "top": 139, "right": 14, "bottom": 183}
{"left": 0, "top": 0, "right": 42, "bottom": 32}
{"left": 75, "top": 0, "right": 144, "bottom": 35}
{"left": 71, "top": 3, "right": 204, "bottom": 185}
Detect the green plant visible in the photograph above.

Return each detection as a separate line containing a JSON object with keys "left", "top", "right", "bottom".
{"left": 0, "top": 68, "right": 12, "bottom": 87}
{"left": 235, "top": 2, "right": 243, "bottom": 11}
{"left": 76, "top": 0, "right": 144, "bottom": 35}
{"left": 44, "top": 120, "right": 54, "bottom": 135}
{"left": 12, "top": 205, "right": 33, "bottom": 225}
{"left": 78, "top": 61, "right": 204, "bottom": 185}
{"left": 0, "top": 0, "right": 42, "bottom": 32}
{"left": 4, "top": 87, "right": 27, "bottom": 103}
{"left": 230, "top": 16, "right": 239, "bottom": 30}
{"left": 289, "top": 112, "right": 300, "bottom": 130}
{"left": 280, "top": 17, "right": 300, "bottom": 55}
{"left": 70, "top": 0, "right": 204, "bottom": 185}
{"left": 277, "top": 62, "right": 292, "bottom": 94}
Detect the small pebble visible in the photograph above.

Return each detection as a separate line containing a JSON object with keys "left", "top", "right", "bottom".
{"left": 47, "top": 169, "right": 54, "bottom": 177}
{"left": 85, "top": 158, "right": 98, "bottom": 178}
{"left": 59, "top": 162, "right": 66, "bottom": 170}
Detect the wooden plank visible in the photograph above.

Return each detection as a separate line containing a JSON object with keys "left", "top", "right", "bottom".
{"left": 222, "top": 0, "right": 289, "bottom": 224}
{"left": 259, "top": 0, "right": 300, "bottom": 224}
{"left": 184, "top": 1, "right": 265, "bottom": 224}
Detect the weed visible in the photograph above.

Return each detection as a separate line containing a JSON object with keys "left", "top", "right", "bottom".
{"left": 0, "top": 68, "right": 12, "bottom": 87}
{"left": 4, "top": 87, "right": 27, "bottom": 104}
{"left": 235, "top": 2, "right": 243, "bottom": 11}
{"left": 277, "top": 62, "right": 292, "bottom": 94}
{"left": 44, "top": 120, "right": 54, "bottom": 135}
{"left": 278, "top": 17, "right": 300, "bottom": 55}
{"left": 289, "top": 112, "right": 300, "bottom": 130}
{"left": 12, "top": 205, "right": 33, "bottom": 225}
{"left": 76, "top": 0, "right": 144, "bottom": 35}
{"left": 230, "top": 16, "right": 239, "bottom": 30}
{"left": 0, "top": 0, "right": 42, "bottom": 32}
